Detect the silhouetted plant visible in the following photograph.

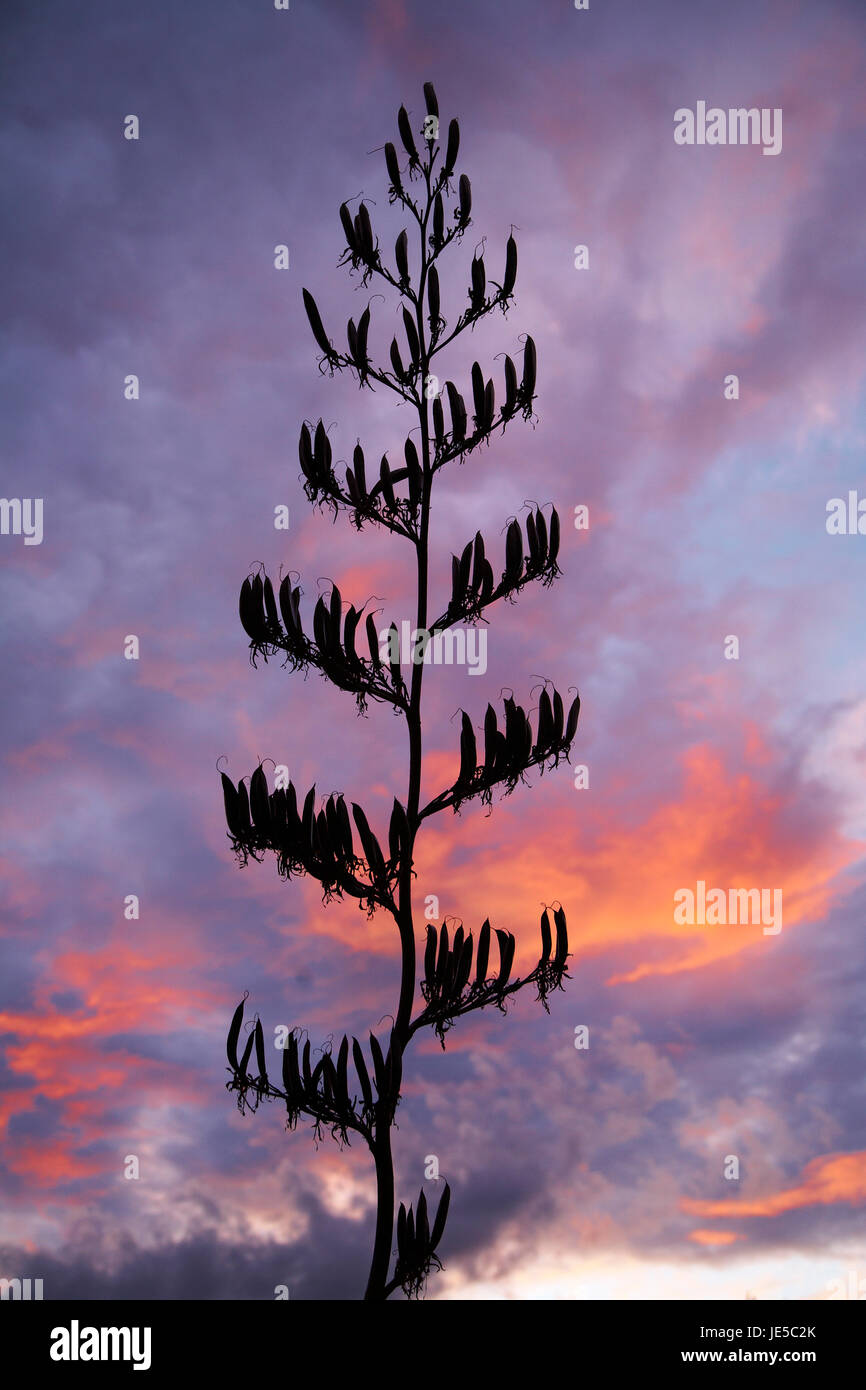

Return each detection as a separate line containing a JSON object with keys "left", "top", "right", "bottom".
{"left": 220, "top": 83, "right": 579, "bottom": 1301}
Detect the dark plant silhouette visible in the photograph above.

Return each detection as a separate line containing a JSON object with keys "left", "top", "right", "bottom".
{"left": 220, "top": 83, "right": 579, "bottom": 1301}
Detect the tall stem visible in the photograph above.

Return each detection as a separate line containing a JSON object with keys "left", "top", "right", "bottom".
{"left": 364, "top": 159, "right": 436, "bottom": 1300}
{"left": 364, "top": 1119, "right": 395, "bottom": 1300}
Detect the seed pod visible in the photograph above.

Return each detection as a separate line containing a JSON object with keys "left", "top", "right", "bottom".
{"left": 310, "top": 1056, "right": 325, "bottom": 1094}
{"left": 366, "top": 613, "right": 381, "bottom": 668}
{"left": 553, "top": 906, "right": 568, "bottom": 969}
{"left": 238, "top": 579, "right": 263, "bottom": 642}
{"left": 369, "top": 1030, "right": 387, "bottom": 1096}
{"left": 226, "top": 996, "right": 246, "bottom": 1070}
{"left": 314, "top": 420, "right": 332, "bottom": 474}
{"left": 235, "top": 780, "right": 251, "bottom": 835}
{"left": 221, "top": 772, "right": 242, "bottom": 838}
{"left": 483, "top": 378, "right": 495, "bottom": 431}
{"left": 553, "top": 689, "right": 564, "bottom": 744}
{"left": 356, "top": 306, "right": 370, "bottom": 365}
{"left": 479, "top": 558, "right": 495, "bottom": 603}
{"left": 402, "top": 308, "right": 420, "bottom": 368}
{"left": 302, "top": 288, "right": 333, "bottom": 359}
{"left": 339, "top": 202, "right": 357, "bottom": 252}
{"left": 267, "top": 785, "right": 285, "bottom": 838}
{"left": 458, "top": 173, "right": 472, "bottom": 224}
{"left": 470, "top": 253, "right": 486, "bottom": 311}
{"left": 346, "top": 318, "right": 359, "bottom": 364}
{"left": 343, "top": 604, "right": 360, "bottom": 664}
{"left": 503, "top": 355, "right": 518, "bottom": 418}
{"left": 475, "top": 919, "right": 491, "bottom": 984}
{"left": 254, "top": 1018, "right": 268, "bottom": 1082}
{"left": 471, "top": 362, "right": 485, "bottom": 424}
{"left": 258, "top": 575, "right": 279, "bottom": 636}
{"left": 389, "top": 338, "right": 406, "bottom": 382}
{"left": 302, "top": 1038, "right": 312, "bottom": 1089}
{"left": 445, "top": 381, "right": 466, "bottom": 443}
{"left": 335, "top": 796, "right": 354, "bottom": 860}
{"left": 450, "top": 924, "right": 465, "bottom": 975}
{"left": 455, "top": 934, "right": 474, "bottom": 994}
{"left": 564, "top": 692, "right": 581, "bottom": 744}
{"left": 397, "top": 1203, "right": 408, "bottom": 1262}
{"left": 238, "top": 1026, "right": 256, "bottom": 1078}
{"left": 458, "top": 711, "right": 476, "bottom": 785}
{"left": 471, "top": 532, "right": 485, "bottom": 593}
{"left": 315, "top": 808, "right": 334, "bottom": 865}
{"left": 504, "top": 696, "right": 523, "bottom": 764}
{"left": 405, "top": 437, "right": 422, "bottom": 507}
{"left": 536, "top": 689, "right": 554, "bottom": 755}
{"left": 379, "top": 456, "right": 397, "bottom": 510}
{"left": 424, "top": 925, "right": 438, "bottom": 988}
{"left": 495, "top": 929, "right": 515, "bottom": 986}
{"left": 526, "top": 510, "right": 540, "bottom": 568}
{"left": 502, "top": 234, "right": 517, "bottom": 297}
{"left": 432, "top": 394, "right": 445, "bottom": 449}
{"left": 423, "top": 82, "right": 439, "bottom": 118}
{"left": 321, "top": 1053, "right": 337, "bottom": 1107}
{"left": 353, "top": 444, "right": 368, "bottom": 498}
{"left": 284, "top": 782, "right": 300, "bottom": 838}
{"left": 250, "top": 573, "right": 266, "bottom": 631}
{"left": 279, "top": 579, "right": 301, "bottom": 636}
{"left": 535, "top": 509, "right": 548, "bottom": 564}
{"left": 433, "top": 192, "right": 444, "bottom": 246}
{"left": 431, "top": 1181, "right": 451, "bottom": 1249}
{"left": 435, "top": 923, "right": 450, "bottom": 991}
{"left": 325, "top": 795, "right": 342, "bottom": 852}
{"left": 397, "top": 105, "right": 419, "bottom": 165}
{"left": 329, "top": 583, "right": 342, "bottom": 637}
{"left": 443, "top": 118, "right": 460, "bottom": 177}
{"left": 356, "top": 202, "right": 375, "bottom": 262}
{"left": 549, "top": 507, "right": 561, "bottom": 565}
{"left": 389, "top": 797, "right": 410, "bottom": 863}
{"left": 483, "top": 705, "right": 498, "bottom": 772}
{"left": 312, "top": 595, "right": 329, "bottom": 654}
{"left": 540, "top": 909, "right": 552, "bottom": 966}
{"left": 298, "top": 422, "right": 316, "bottom": 481}
{"left": 521, "top": 334, "right": 537, "bottom": 401}
{"left": 250, "top": 765, "right": 271, "bottom": 833}
{"left": 384, "top": 141, "right": 402, "bottom": 191}
{"left": 416, "top": 1189, "right": 430, "bottom": 1253}
{"left": 283, "top": 1031, "right": 301, "bottom": 1098}
{"left": 353, "top": 1037, "right": 374, "bottom": 1110}
{"left": 337, "top": 1039, "right": 352, "bottom": 1109}
{"left": 345, "top": 465, "right": 361, "bottom": 506}
{"left": 395, "top": 228, "right": 409, "bottom": 285}
{"left": 504, "top": 518, "right": 523, "bottom": 581}
{"left": 427, "top": 264, "right": 440, "bottom": 324}
{"left": 301, "top": 785, "right": 316, "bottom": 852}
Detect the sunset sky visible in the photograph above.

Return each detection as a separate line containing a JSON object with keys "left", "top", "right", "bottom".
{"left": 1, "top": 0, "right": 865, "bottom": 1299}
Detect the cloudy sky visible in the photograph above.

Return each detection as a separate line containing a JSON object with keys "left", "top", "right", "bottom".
{"left": 1, "top": 0, "right": 865, "bottom": 1299}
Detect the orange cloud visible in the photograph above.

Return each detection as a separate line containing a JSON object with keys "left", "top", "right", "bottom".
{"left": 682, "top": 1151, "right": 866, "bottom": 1220}
{"left": 688, "top": 1229, "right": 742, "bottom": 1246}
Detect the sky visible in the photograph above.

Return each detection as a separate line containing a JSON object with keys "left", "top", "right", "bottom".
{"left": 1, "top": 0, "right": 865, "bottom": 1300}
